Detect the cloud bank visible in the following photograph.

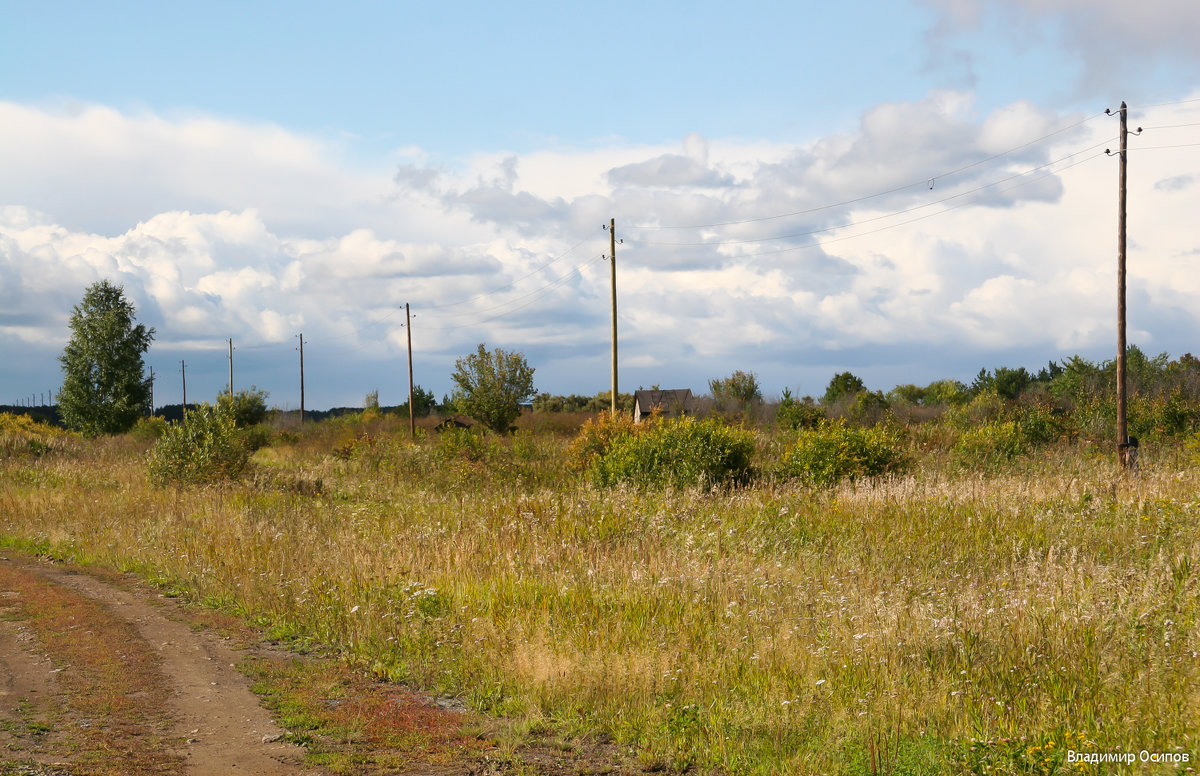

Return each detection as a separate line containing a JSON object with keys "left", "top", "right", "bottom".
{"left": 3, "top": 89, "right": 1199, "bottom": 406}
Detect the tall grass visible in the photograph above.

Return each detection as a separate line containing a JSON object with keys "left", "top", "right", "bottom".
{"left": 0, "top": 420, "right": 1197, "bottom": 774}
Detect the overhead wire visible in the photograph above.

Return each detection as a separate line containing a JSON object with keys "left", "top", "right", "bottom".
{"left": 169, "top": 98, "right": 1197, "bottom": 355}
{"left": 420, "top": 236, "right": 592, "bottom": 311}
{"left": 641, "top": 148, "right": 1109, "bottom": 263}
{"left": 424, "top": 254, "right": 607, "bottom": 321}
{"left": 421, "top": 255, "right": 609, "bottom": 332}
{"left": 625, "top": 110, "right": 1108, "bottom": 230}
{"left": 630, "top": 137, "right": 1116, "bottom": 248}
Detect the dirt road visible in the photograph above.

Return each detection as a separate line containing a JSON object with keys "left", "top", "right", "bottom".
{"left": 0, "top": 553, "right": 633, "bottom": 776}
{"left": 0, "top": 553, "right": 314, "bottom": 775}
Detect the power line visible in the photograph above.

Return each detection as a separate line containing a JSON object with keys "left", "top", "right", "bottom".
{"left": 422, "top": 256, "right": 608, "bottom": 332}
{"left": 1130, "top": 142, "right": 1200, "bottom": 152}
{"left": 424, "top": 255, "right": 605, "bottom": 321}
{"left": 312, "top": 236, "right": 595, "bottom": 348}
{"left": 626, "top": 110, "right": 1108, "bottom": 231}
{"left": 1138, "top": 95, "right": 1200, "bottom": 110}
{"left": 421, "top": 236, "right": 592, "bottom": 311}
{"left": 631, "top": 149, "right": 1108, "bottom": 264}
{"left": 632, "top": 139, "right": 1115, "bottom": 249}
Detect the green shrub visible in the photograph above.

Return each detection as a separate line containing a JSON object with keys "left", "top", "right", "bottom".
{"left": 128, "top": 416, "right": 168, "bottom": 442}
{"left": 434, "top": 426, "right": 501, "bottom": 464}
{"left": 1132, "top": 391, "right": 1200, "bottom": 439}
{"left": 952, "top": 420, "right": 1027, "bottom": 465}
{"left": 238, "top": 423, "right": 273, "bottom": 452}
{"left": 0, "top": 414, "right": 77, "bottom": 459}
{"left": 942, "top": 391, "right": 1007, "bottom": 429}
{"left": 781, "top": 420, "right": 907, "bottom": 487}
{"left": 775, "top": 389, "right": 823, "bottom": 431}
{"left": 147, "top": 403, "right": 251, "bottom": 485}
{"left": 567, "top": 412, "right": 641, "bottom": 471}
{"left": 1011, "top": 402, "right": 1063, "bottom": 445}
{"left": 845, "top": 390, "right": 890, "bottom": 424}
{"left": 591, "top": 416, "right": 755, "bottom": 489}
{"left": 217, "top": 386, "right": 270, "bottom": 427}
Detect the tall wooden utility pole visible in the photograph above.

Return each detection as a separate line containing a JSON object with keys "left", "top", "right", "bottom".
{"left": 227, "top": 338, "right": 235, "bottom": 400}
{"left": 1107, "top": 101, "right": 1140, "bottom": 468}
{"left": 180, "top": 360, "right": 188, "bottom": 419}
{"left": 1116, "top": 101, "right": 1129, "bottom": 467}
{"left": 297, "top": 333, "right": 306, "bottom": 425}
{"left": 405, "top": 303, "right": 415, "bottom": 438}
{"left": 609, "top": 218, "right": 618, "bottom": 415}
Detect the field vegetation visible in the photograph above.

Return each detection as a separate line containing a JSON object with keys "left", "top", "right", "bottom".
{"left": 1, "top": 349, "right": 1199, "bottom": 774}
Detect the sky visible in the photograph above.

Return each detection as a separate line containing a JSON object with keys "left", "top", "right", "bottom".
{"left": 3, "top": 0, "right": 1200, "bottom": 410}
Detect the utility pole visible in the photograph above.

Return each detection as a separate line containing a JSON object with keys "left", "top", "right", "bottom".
{"left": 181, "top": 360, "right": 188, "bottom": 419}
{"left": 297, "top": 333, "right": 305, "bottom": 425}
{"left": 149, "top": 366, "right": 155, "bottom": 417}
{"left": 1107, "top": 101, "right": 1141, "bottom": 469}
{"left": 228, "top": 338, "right": 235, "bottom": 400}
{"left": 405, "top": 303, "right": 415, "bottom": 438}
{"left": 1116, "top": 101, "right": 1129, "bottom": 468}
{"left": 608, "top": 218, "right": 618, "bottom": 415}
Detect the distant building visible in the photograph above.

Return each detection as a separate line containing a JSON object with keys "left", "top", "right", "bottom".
{"left": 632, "top": 389, "right": 694, "bottom": 423}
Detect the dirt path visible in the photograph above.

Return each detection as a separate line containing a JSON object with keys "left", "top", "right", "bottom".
{"left": 0, "top": 554, "right": 634, "bottom": 776}
{"left": 0, "top": 555, "right": 317, "bottom": 775}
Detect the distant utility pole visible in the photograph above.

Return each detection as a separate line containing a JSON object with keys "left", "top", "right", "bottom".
{"left": 297, "top": 333, "right": 305, "bottom": 425}
{"left": 149, "top": 366, "right": 155, "bottom": 417}
{"left": 181, "top": 360, "right": 188, "bottom": 419}
{"left": 608, "top": 218, "right": 619, "bottom": 415}
{"left": 1107, "top": 101, "right": 1142, "bottom": 469}
{"left": 228, "top": 338, "right": 235, "bottom": 400}
{"left": 405, "top": 303, "right": 415, "bottom": 438}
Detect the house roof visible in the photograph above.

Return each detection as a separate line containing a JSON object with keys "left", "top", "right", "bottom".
{"left": 633, "top": 389, "right": 693, "bottom": 410}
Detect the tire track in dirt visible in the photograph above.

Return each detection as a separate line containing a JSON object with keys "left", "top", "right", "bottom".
{"left": 1, "top": 556, "right": 319, "bottom": 775}
{"left": 0, "top": 615, "right": 59, "bottom": 754}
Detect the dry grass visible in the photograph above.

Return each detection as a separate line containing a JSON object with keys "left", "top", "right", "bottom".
{"left": 0, "top": 424, "right": 1197, "bottom": 774}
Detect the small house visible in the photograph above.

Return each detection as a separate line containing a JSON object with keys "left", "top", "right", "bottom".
{"left": 633, "top": 389, "right": 694, "bottom": 423}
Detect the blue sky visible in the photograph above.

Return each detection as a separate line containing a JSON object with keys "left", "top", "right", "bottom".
{"left": 2, "top": 1, "right": 1200, "bottom": 409}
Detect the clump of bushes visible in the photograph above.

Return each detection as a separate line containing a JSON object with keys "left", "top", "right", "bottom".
{"left": 586, "top": 416, "right": 755, "bottom": 489}
{"left": 952, "top": 420, "right": 1028, "bottom": 465}
{"left": 781, "top": 420, "right": 907, "bottom": 487}
{"left": 434, "top": 426, "right": 502, "bottom": 464}
{"left": 775, "top": 389, "right": 823, "bottom": 431}
{"left": 147, "top": 403, "right": 250, "bottom": 485}
{"left": 0, "top": 413, "right": 77, "bottom": 459}
{"left": 567, "top": 412, "right": 641, "bottom": 471}
{"left": 128, "top": 416, "right": 168, "bottom": 442}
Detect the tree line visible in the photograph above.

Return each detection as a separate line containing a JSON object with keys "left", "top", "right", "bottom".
{"left": 37, "top": 280, "right": 1200, "bottom": 443}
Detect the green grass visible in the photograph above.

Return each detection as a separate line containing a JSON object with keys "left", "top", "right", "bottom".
{"left": 0, "top": 417, "right": 1197, "bottom": 774}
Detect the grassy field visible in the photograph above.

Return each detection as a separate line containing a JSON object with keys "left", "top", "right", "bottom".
{"left": 1, "top": 411, "right": 1198, "bottom": 774}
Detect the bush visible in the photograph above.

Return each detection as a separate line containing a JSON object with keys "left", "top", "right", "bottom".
{"left": 147, "top": 403, "right": 251, "bottom": 486}
{"left": 239, "top": 423, "right": 273, "bottom": 452}
{"left": 434, "top": 426, "right": 501, "bottom": 464}
{"left": 776, "top": 389, "right": 822, "bottom": 431}
{"left": 128, "top": 416, "right": 168, "bottom": 442}
{"left": 591, "top": 417, "right": 755, "bottom": 489}
{"left": 952, "top": 420, "right": 1027, "bottom": 465}
{"left": 567, "top": 412, "right": 641, "bottom": 471}
{"left": 0, "top": 414, "right": 77, "bottom": 459}
{"left": 781, "top": 420, "right": 907, "bottom": 487}
{"left": 217, "top": 386, "right": 270, "bottom": 427}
